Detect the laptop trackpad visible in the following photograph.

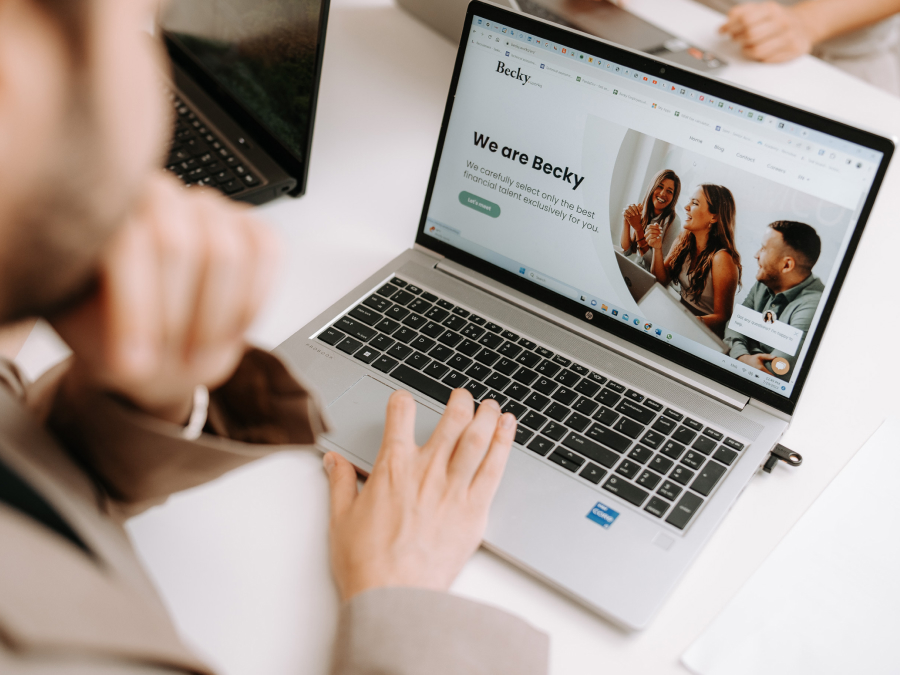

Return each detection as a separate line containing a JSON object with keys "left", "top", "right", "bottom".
{"left": 323, "top": 376, "right": 443, "bottom": 467}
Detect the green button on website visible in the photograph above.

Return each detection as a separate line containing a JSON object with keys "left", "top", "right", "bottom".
{"left": 459, "top": 191, "right": 500, "bottom": 218}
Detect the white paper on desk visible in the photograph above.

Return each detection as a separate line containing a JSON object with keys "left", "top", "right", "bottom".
{"left": 682, "top": 417, "right": 900, "bottom": 675}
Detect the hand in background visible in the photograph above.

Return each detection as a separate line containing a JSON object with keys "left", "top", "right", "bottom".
{"left": 51, "top": 173, "right": 280, "bottom": 424}
{"left": 645, "top": 222, "right": 663, "bottom": 250}
{"left": 738, "top": 352, "right": 777, "bottom": 372}
{"left": 719, "top": 2, "right": 814, "bottom": 63}
{"left": 324, "top": 389, "right": 516, "bottom": 601}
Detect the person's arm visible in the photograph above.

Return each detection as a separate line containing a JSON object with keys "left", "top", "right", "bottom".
{"left": 645, "top": 222, "right": 670, "bottom": 285}
{"left": 719, "top": 0, "right": 900, "bottom": 63}
{"left": 620, "top": 204, "right": 644, "bottom": 254}
{"left": 699, "top": 250, "right": 739, "bottom": 337}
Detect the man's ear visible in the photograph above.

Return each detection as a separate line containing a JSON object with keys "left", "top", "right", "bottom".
{"left": 781, "top": 255, "right": 796, "bottom": 274}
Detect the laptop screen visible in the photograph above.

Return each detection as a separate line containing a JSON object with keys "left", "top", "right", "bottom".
{"left": 418, "top": 8, "right": 891, "bottom": 410}
{"left": 160, "top": 0, "right": 326, "bottom": 168}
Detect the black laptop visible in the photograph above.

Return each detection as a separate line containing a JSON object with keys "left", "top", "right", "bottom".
{"left": 160, "top": 0, "right": 330, "bottom": 205}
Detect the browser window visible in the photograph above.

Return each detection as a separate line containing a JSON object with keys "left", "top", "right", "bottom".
{"left": 421, "top": 15, "right": 884, "bottom": 399}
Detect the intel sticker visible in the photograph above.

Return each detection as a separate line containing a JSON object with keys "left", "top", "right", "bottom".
{"left": 587, "top": 502, "right": 619, "bottom": 529}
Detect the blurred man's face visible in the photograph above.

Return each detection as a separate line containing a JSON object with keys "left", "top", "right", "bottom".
{"left": 0, "top": 0, "right": 169, "bottom": 322}
{"left": 754, "top": 228, "right": 791, "bottom": 288}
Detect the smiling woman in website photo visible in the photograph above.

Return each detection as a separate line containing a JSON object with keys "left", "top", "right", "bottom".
{"left": 646, "top": 184, "right": 742, "bottom": 338}
{"left": 619, "top": 168, "right": 682, "bottom": 272}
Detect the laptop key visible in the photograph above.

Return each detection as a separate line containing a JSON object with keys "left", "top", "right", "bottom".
{"left": 544, "top": 403, "right": 569, "bottom": 422}
{"left": 317, "top": 327, "right": 344, "bottom": 345}
{"left": 587, "top": 372, "right": 607, "bottom": 385}
{"left": 514, "top": 426, "right": 533, "bottom": 445}
{"left": 670, "top": 465, "right": 694, "bottom": 485}
{"left": 428, "top": 344, "right": 454, "bottom": 362}
{"left": 405, "top": 285, "right": 423, "bottom": 295}
{"left": 636, "top": 470, "right": 661, "bottom": 490}
{"left": 703, "top": 427, "right": 724, "bottom": 441}
{"left": 585, "top": 423, "right": 632, "bottom": 453}
{"left": 478, "top": 333, "right": 504, "bottom": 349}
{"left": 552, "top": 355, "right": 571, "bottom": 367}
{"left": 335, "top": 337, "right": 363, "bottom": 354}
{"left": 593, "top": 406, "right": 619, "bottom": 427}
{"left": 505, "top": 382, "right": 530, "bottom": 401}
{"left": 503, "top": 401, "right": 528, "bottom": 419}
{"left": 663, "top": 408, "right": 684, "bottom": 421}
{"left": 423, "top": 361, "right": 449, "bottom": 380}
{"left": 442, "top": 370, "right": 467, "bottom": 388}
{"left": 442, "top": 315, "right": 467, "bottom": 332}
{"left": 649, "top": 455, "right": 674, "bottom": 475}
{"left": 447, "top": 353, "right": 473, "bottom": 371}
{"left": 579, "top": 463, "right": 607, "bottom": 485}
{"left": 423, "top": 306, "right": 449, "bottom": 322}
{"left": 401, "top": 313, "right": 426, "bottom": 330}
{"left": 374, "top": 318, "right": 401, "bottom": 335}
{"left": 693, "top": 436, "right": 717, "bottom": 455}
{"left": 569, "top": 363, "right": 588, "bottom": 376}
{"left": 615, "top": 459, "right": 641, "bottom": 479}
{"left": 712, "top": 446, "right": 738, "bottom": 466}
{"left": 336, "top": 316, "right": 377, "bottom": 341}
{"left": 551, "top": 387, "right": 578, "bottom": 406}
{"left": 392, "top": 364, "right": 452, "bottom": 405}
{"left": 523, "top": 391, "right": 550, "bottom": 411}
{"left": 660, "top": 440, "right": 686, "bottom": 460}
{"left": 407, "top": 298, "right": 431, "bottom": 314}
{"left": 420, "top": 291, "right": 438, "bottom": 303}
{"left": 606, "top": 381, "right": 626, "bottom": 393}
{"left": 387, "top": 343, "right": 413, "bottom": 360}
{"left": 643, "top": 399, "right": 663, "bottom": 412}
{"left": 451, "top": 306, "right": 470, "bottom": 318}
{"left": 513, "top": 367, "right": 539, "bottom": 386}
{"left": 615, "top": 399, "right": 655, "bottom": 425}
{"left": 573, "top": 396, "right": 599, "bottom": 416}
{"left": 474, "top": 349, "right": 500, "bottom": 367}
{"left": 644, "top": 496, "right": 669, "bottom": 518}
{"left": 628, "top": 445, "right": 654, "bottom": 464}
{"left": 457, "top": 339, "right": 481, "bottom": 356}
{"left": 495, "top": 357, "right": 519, "bottom": 376}
{"left": 602, "top": 476, "right": 648, "bottom": 507}
{"left": 564, "top": 412, "right": 591, "bottom": 432}
{"left": 533, "top": 376, "right": 557, "bottom": 395}
{"left": 640, "top": 430, "right": 665, "bottom": 450}
{"left": 574, "top": 379, "right": 601, "bottom": 397}
{"left": 521, "top": 410, "right": 548, "bottom": 430}
{"left": 405, "top": 351, "right": 430, "bottom": 370}
{"left": 391, "top": 290, "right": 416, "bottom": 306}
{"left": 672, "top": 426, "right": 697, "bottom": 444}
{"left": 625, "top": 389, "right": 645, "bottom": 403}
{"left": 548, "top": 449, "right": 584, "bottom": 472}
{"left": 613, "top": 417, "right": 644, "bottom": 439}
{"left": 724, "top": 437, "right": 745, "bottom": 451}
{"left": 353, "top": 346, "right": 380, "bottom": 364}
{"left": 384, "top": 305, "right": 410, "bottom": 321}
{"left": 437, "top": 330, "right": 463, "bottom": 348}
{"left": 563, "top": 433, "right": 619, "bottom": 468}
{"left": 485, "top": 372, "right": 511, "bottom": 390}
{"left": 657, "top": 480, "right": 682, "bottom": 501}
{"left": 389, "top": 278, "right": 407, "bottom": 288}
{"left": 535, "top": 346, "right": 553, "bottom": 359}
{"left": 514, "top": 351, "right": 541, "bottom": 368}
{"left": 652, "top": 416, "right": 677, "bottom": 435}
{"left": 535, "top": 360, "right": 561, "bottom": 378}
{"left": 436, "top": 299, "right": 454, "bottom": 310}
{"left": 372, "top": 354, "right": 398, "bottom": 374}
{"left": 666, "top": 492, "right": 704, "bottom": 530}
{"left": 517, "top": 337, "right": 537, "bottom": 350}
{"left": 410, "top": 336, "right": 435, "bottom": 352}
{"left": 683, "top": 417, "right": 704, "bottom": 431}
{"left": 462, "top": 381, "right": 488, "bottom": 399}
{"left": 497, "top": 341, "right": 522, "bottom": 358}
{"left": 484, "top": 322, "right": 503, "bottom": 334}
{"left": 542, "top": 422, "right": 568, "bottom": 441}
{"left": 527, "top": 435, "right": 554, "bottom": 456}
{"left": 482, "top": 390, "right": 508, "bottom": 406}
{"left": 460, "top": 324, "right": 485, "bottom": 341}
{"left": 468, "top": 314, "right": 486, "bottom": 326}
{"left": 596, "top": 388, "right": 621, "bottom": 407}
{"left": 690, "top": 461, "right": 727, "bottom": 496}
{"left": 502, "top": 330, "right": 519, "bottom": 341}
{"left": 465, "top": 363, "right": 491, "bottom": 381}
{"left": 681, "top": 450, "right": 705, "bottom": 470}
{"left": 419, "top": 321, "right": 445, "bottom": 338}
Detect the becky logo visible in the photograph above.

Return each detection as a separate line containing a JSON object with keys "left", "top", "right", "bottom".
{"left": 496, "top": 61, "right": 530, "bottom": 85}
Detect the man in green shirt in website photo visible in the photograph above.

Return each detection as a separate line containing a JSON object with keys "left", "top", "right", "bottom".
{"left": 724, "top": 220, "right": 825, "bottom": 379}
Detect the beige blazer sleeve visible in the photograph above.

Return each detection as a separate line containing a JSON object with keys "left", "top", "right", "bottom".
{"left": 0, "top": 351, "right": 549, "bottom": 675}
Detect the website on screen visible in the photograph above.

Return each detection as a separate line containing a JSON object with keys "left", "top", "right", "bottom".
{"left": 422, "top": 16, "right": 882, "bottom": 397}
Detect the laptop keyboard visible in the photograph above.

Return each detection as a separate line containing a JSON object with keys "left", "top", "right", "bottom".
{"left": 165, "top": 93, "right": 261, "bottom": 197}
{"left": 316, "top": 277, "right": 748, "bottom": 532}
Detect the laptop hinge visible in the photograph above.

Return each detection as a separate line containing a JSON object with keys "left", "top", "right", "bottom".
{"left": 435, "top": 259, "right": 750, "bottom": 411}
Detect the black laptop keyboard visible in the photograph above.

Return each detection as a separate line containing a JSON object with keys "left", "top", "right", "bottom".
{"left": 165, "top": 94, "right": 260, "bottom": 197}
{"left": 316, "top": 277, "right": 748, "bottom": 531}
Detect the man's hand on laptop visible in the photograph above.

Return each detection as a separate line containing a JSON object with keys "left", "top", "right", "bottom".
{"left": 324, "top": 389, "right": 516, "bottom": 600}
{"left": 738, "top": 352, "right": 776, "bottom": 373}
{"left": 51, "top": 173, "right": 280, "bottom": 425}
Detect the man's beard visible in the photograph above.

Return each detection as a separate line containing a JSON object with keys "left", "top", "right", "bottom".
{"left": 0, "top": 89, "right": 133, "bottom": 324}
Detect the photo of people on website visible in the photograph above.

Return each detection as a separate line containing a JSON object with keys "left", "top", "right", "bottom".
{"left": 592, "top": 126, "right": 854, "bottom": 380}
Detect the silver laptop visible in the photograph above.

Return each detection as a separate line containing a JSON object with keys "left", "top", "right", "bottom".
{"left": 276, "top": 1, "right": 892, "bottom": 628}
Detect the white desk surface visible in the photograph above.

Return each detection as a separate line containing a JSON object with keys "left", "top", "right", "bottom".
{"left": 20, "top": 1, "right": 900, "bottom": 673}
